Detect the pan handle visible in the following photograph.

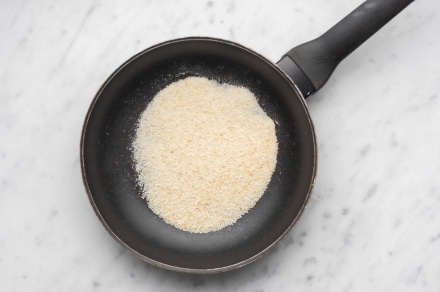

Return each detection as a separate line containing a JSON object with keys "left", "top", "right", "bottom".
{"left": 277, "top": 0, "right": 415, "bottom": 97}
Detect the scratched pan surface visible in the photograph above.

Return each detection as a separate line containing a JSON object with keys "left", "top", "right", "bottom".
{"left": 81, "top": 37, "right": 316, "bottom": 273}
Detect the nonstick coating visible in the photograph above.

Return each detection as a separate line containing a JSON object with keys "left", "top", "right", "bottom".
{"left": 81, "top": 37, "right": 317, "bottom": 272}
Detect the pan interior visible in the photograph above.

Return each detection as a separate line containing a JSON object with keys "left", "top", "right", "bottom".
{"left": 81, "top": 38, "right": 316, "bottom": 272}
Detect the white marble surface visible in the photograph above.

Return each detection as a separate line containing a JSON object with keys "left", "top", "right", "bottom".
{"left": 1, "top": 0, "right": 440, "bottom": 290}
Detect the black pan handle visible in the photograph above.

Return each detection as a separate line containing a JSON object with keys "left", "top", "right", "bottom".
{"left": 277, "top": 0, "right": 415, "bottom": 97}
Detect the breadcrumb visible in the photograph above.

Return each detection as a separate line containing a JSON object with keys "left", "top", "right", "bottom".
{"left": 133, "top": 77, "right": 278, "bottom": 233}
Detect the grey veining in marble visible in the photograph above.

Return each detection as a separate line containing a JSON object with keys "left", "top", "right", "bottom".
{"left": 1, "top": 0, "right": 440, "bottom": 291}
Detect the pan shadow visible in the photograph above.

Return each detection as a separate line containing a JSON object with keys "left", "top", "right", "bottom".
{"left": 132, "top": 244, "right": 285, "bottom": 288}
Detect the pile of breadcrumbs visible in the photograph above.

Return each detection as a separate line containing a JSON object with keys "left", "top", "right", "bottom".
{"left": 133, "top": 76, "right": 278, "bottom": 233}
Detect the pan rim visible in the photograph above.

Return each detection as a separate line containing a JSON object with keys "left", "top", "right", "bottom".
{"left": 80, "top": 36, "right": 318, "bottom": 273}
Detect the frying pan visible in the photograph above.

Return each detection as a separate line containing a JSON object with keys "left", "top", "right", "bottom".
{"left": 81, "top": 0, "right": 414, "bottom": 273}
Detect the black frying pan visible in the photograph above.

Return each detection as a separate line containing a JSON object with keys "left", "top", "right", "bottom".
{"left": 81, "top": 0, "right": 414, "bottom": 273}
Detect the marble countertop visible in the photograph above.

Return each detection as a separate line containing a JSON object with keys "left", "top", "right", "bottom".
{"left": 1, "top": 0, "right": 440, "bottom": 291}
